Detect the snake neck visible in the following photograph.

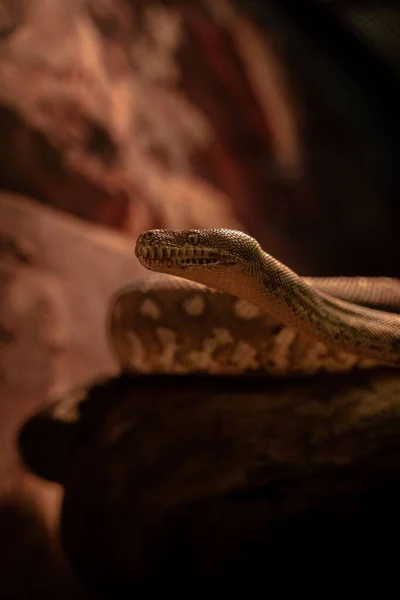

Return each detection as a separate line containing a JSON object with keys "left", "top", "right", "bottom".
{"left": 255, "top": 254, "right": 400, "bottom": 365}
{"left": 179, "top": 251, "right": 400, "bottom": 366}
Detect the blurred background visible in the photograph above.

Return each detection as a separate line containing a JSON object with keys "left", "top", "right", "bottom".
{"left": 0, "top": 0, "right": 399, "bottom": 597}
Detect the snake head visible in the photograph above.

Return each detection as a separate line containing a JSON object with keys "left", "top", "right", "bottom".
{"left": 135, "top": 228, "right": 261, "bottom": 283}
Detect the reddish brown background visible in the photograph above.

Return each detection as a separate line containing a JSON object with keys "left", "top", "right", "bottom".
{"left": 0, "top": 0, "right": 398, "bottom": 597}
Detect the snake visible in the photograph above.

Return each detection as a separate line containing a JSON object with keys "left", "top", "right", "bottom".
{"left": 108, "top": 229, "right": 400, "bottom": 377}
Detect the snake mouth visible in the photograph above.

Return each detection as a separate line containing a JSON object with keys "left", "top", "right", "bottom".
{"left": 136, "top": 244, "right": 237, "bottom": 270}
{"left": 140, "top": 257, "right": 221, "bottom": 269}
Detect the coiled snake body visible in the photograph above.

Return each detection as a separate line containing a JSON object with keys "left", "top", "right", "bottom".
{"left": 109, "top": 229, "right": 400, "bottom": 376}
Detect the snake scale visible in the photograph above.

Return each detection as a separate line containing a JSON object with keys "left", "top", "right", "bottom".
{"left": 109, "top": 229, "right": 400, "bottom": 377}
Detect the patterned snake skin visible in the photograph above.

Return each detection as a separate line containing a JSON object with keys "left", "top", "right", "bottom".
{"left": 108, "top": 229, "right": 400, "bottom": 377}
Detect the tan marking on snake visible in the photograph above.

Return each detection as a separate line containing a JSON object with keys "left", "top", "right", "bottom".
{"left": 186, "top": 328, "right": 234, "bottom": 372}
{"left": 182, "top": 294, "right": 206, "bottom": 316}
{"left": 140, "top": 298, "right": 161, "bottom": 320}
{"left": 125, "top": 330, "right": 150, "bottom": 372}
{"left": 230, "top": 341, "right": 259, "bottom": 370}
{"left": 234, "top": 298, "right": 261, "bottom": 319}
{"left": 270, "top": 328, "right": 297, "bottom": 372}
{"left": 156, "top": 327, "right": 180, "bottom": 370}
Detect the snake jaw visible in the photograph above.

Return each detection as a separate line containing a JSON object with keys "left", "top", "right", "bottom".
{"left": 136, "top": 243, "right": 239, "bottom": 271}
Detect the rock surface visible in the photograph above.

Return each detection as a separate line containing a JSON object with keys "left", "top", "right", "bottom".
{"left": 18, "top": 369, "right": 400, "bottom": 596}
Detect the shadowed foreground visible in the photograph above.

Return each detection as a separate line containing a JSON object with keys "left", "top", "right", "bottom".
{"left": 19, "top": 370, "right": 400, "bottom": 597}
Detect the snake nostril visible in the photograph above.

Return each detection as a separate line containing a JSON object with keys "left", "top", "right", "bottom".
{"left": 187, "top": 233, "right": 199, "bottom": 245}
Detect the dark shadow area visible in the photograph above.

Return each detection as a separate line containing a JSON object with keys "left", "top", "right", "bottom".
{"left": 0, "top": 497, "right": 88, "bottom": 600}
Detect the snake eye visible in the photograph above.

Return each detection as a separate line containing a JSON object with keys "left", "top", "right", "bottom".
{"left": 141, "top": 231, "right": 154, "bottom": 243}
{"left": 187, "top": 233, "right": 199, "bottom": 245}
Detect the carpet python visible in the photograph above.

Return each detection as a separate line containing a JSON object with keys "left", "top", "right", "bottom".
{"left": 109, "top": 229, "right": 400, "bottom": 377}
